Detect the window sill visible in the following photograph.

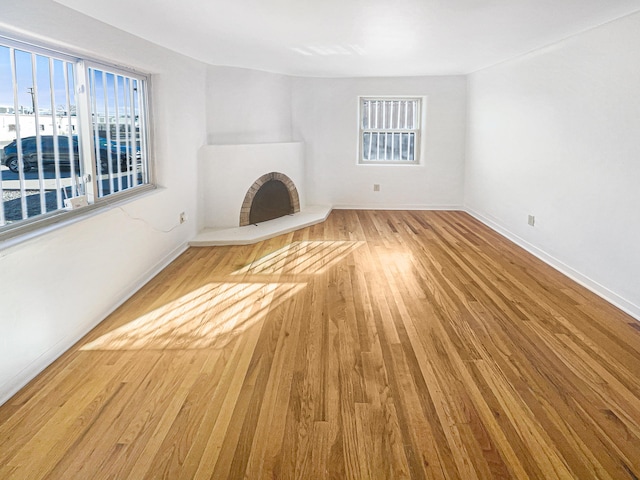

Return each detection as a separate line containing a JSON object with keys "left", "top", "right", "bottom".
{"left": 0, "top": 184, "right": 157, "bottom": 252}
{"left": 357, "top": 161, "right": 422, "bottom": 166}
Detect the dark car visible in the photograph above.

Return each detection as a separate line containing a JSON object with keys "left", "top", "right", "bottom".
{"left": 1, "top": 135, "right": 138, "bottom": 174}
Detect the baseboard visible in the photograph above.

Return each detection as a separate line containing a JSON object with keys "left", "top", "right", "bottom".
{"left": 0, "top": 242, "right": 189, "bottom": 407}
{"left": 464, "top": 207, "right": 640, "bottom": 322}
{"left": 332, "top": 204, "right": 463, "bottom": 211}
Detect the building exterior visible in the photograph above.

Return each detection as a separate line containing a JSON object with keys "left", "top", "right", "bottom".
{"left": 0, "top": 112, "right": 78, "bottom": 146}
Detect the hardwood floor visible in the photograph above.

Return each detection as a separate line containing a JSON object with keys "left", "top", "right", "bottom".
{"left": 1, "top": 210, "right": 639, "bottom": 479}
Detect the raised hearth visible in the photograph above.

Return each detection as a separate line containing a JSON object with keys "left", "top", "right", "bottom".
{"left": 190, "top": 205, "right": 331, "bottom": 246}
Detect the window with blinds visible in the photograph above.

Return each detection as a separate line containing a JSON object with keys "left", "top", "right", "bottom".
{"left": 0, "top": 35, "right": 152, "bottom": 240}
{"left": 359, "top": 97, "right": 421, "bottom": 164}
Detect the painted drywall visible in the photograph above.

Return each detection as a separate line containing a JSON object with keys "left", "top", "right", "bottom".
{"left": 465, "top": 11, "right": 640, "bottom": 317}
{"left": 204, "top": 70, "right": 467, "bottom": 211}
{"left": 206, "top": 66, "right": 293, "bottom": 145}
{"left": 291, "top": 76, "right": 467, "bottom": 208}
{"left": 0, "top": 0, "right": 207, "bottom": 404}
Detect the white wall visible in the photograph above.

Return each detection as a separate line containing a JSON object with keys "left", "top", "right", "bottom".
{"left": 465, "top": 11, "right": 640, "bottom": 317}
{"left": 203, "top": 70, "right": 467, "bottom": 210}
{"left": 291, "top": 76, "right": 467, "bottom": 208}
{"left": 206, "top": 66, "right": 292, "bottom": 144}
{"left": 0, "top": 0, "right": 207, "bottom": 404}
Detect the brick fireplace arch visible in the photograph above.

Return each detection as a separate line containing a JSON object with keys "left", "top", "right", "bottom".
{"left": 240, "top": 172, "right": 300, "bottom": 226}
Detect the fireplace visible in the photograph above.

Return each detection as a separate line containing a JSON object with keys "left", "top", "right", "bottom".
{"left": 195, "top": 142, "right": 331, "bottom": 245}
{"left": 198, "top": 142, "right": 306, "bottom": 229}
{"left": 240, "top": 172, "right": 301, "bottom": 226}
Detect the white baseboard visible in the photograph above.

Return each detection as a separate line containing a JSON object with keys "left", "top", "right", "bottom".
{"left": 332, "top": 204, "right": 462, "bottom": 211}
{"left": 0, "top": 242, "right": 189, "bottom": 407}
{"left": 464, "top": 207, "right": 640, "bottom": 322}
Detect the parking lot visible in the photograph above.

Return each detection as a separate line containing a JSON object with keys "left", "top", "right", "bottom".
{"left": 1, "top": 163, "right": 140, "bottom": 222}
{"left": 1, "top": 164, "right": 81, "bottom": 220}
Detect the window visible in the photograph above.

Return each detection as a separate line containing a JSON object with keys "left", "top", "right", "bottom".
{"left": 0, "top": 35, "right": 151, "bottom": 239}
{"left": 359, "top": 97, "right": 421, "bottom": 164}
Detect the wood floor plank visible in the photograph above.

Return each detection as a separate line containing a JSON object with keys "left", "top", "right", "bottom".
{"left": 1, "top": 210, "right": 639, "bottom": 479}
{"left": 243, "top": 288, "right": 305, "bottom": 478}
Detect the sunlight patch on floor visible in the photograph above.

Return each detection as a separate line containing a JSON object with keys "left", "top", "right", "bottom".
{"left": 80, "top": 282, "right": 305, "bottom": 351}
{"left": 234, "top": 241, "right": 363, "bottom": 276}
{"left": 81, "top": 241, "right": 362, "bottom": 352}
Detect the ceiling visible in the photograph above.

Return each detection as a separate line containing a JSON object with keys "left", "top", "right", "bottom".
{"left": 54, "top": 0, "right": 640, "bottom": 77}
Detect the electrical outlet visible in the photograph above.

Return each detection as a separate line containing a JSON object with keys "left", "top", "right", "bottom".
{"left": 528, "top": 215, "right": 535, "bottom": 226}
{"left": 373, "top": 184, "right": 380, "bottom": 192}
{"left": 179, "top": 212, "right": 187, "bottom": 224}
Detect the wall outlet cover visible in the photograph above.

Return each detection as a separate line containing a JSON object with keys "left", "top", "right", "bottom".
{"left": 64, "top": 195, "right": 89, "bottom": 210}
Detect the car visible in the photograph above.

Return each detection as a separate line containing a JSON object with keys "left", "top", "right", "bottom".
{"left": 2, "top": 136, "right": 76, "bottom": 173}
{"left": 1, "top": 135, "right": 139, "bottom": 174}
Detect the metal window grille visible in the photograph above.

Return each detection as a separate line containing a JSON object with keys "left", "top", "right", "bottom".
{"left": 359, "top": 98, "right": 421, "bottom": 164}
{"left": 0, "top": 35, "right": 151, "bottom": 235}
{"left": 87, "top": 66, "right": 149, "bottom": 199}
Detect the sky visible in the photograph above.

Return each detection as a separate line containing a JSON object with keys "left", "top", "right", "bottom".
{"left": 1, "top": 43, "right": 140, "bottom": 117}
{"left": 0, "top": 45, "right": 76, "bottom": 113}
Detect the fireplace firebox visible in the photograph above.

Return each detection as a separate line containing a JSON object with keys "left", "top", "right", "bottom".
{"left": 240, "top": 172, "right": 300, "bottom": 226}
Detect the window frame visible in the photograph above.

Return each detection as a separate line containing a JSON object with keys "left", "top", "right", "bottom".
{"left": 357, "top": 96, "right": 423, "bottom": 166}
{"left": 0, "top": 33, "right": 155, "bottom": 245}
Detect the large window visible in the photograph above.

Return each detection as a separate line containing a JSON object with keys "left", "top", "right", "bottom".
{"left": 359, "top": 97, "right": 421, "bottom": 164}
{"left": 0, "top": 35, "right": 151, "bottom": 239}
